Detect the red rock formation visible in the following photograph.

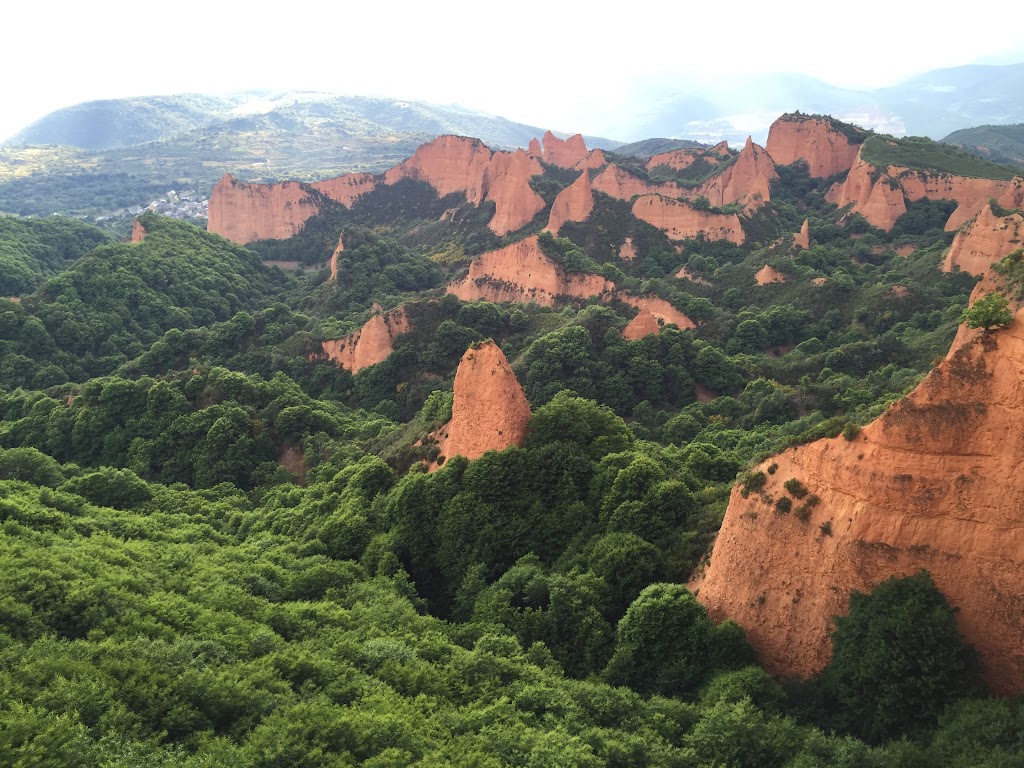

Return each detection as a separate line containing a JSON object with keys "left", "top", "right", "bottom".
{"left": 826, "top": 152, "right": 907, "bottom": 231}
{"left": 896, "top": 171, "right": 1024, "bottom": 232}
{"left": 448, "top": 235, "right": 614, "bottom": 306}
{"left": 622, "top": 309, "right": 661, "bottom": 340}
{"left": 755, "top": 264, "right": 787, "bottom": 285}
{"left": 619, "top": 237, "right": 638, "bottom": 261}
{"left": 697, "top": 306, "right": 1024, "bottom": 694}
{"left": 320, "top": 306, "right": 410, "bottom": 373}
{"left": 616, "top": 293, "right": 695, "bottom": 329}
{"left": 541, "top": 131, "right": 589, "bottom": 169}
{"left": 943, "top": 205, "right": 1024, "bottom": 276}
{"left": 765, "top": 114, "right": 861, "bottom": 179}
{"left": 708, "top": 141, "right": 730, "bottom": 157}
{"left": 130, "top": 218, "right": 146, "bottom": 243}
{"left": 647, "top": 149, "right": 705, "bottom": 172}
{"left": 592, "top": 164, "right": 687, "bottom": 200}
{"left": 793, "top": 219, "right": 810, "bottom": 250}
{"left": 675, "top": 265, "right": 711, "bottom": 286}
{"left": 328, "top": 235, "right": 344, "bottom": 281}
{"left": 312, "top": 172, "right": 378, "bottom": 208}
{"left": 528, "top": 137, "right": 542, "bottom": 157}
{"left": 384, "top": 136, "right": 544, "bottom": 235}
{"left": 632, "top": 195, "right": 745, "bottom": 244}
{"left": 580, "top": 148, "right": 607, "bottom": 169}
{"left": 699, "top": 137, "right": 777, "bottom": 212}
{"left": 433, "top": 341, "right": 531, "bottom": 466}
{"left": 547, "top": 170, "right": 594, "bottom": 234}
{"left": 207, "top": 173, "right": 321, "bottom": 244}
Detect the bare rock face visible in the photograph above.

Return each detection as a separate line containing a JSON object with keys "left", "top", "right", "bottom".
{"left": 616, "top": 293, "right": 696, "bottom": 329}
{"left": 320, "top": 307, "right": 410, "bottom": 373}
{"left": 944, "top": 205, "right": 1024, "bottom": 276}
{"left": 130, "top": 218, "right": 146, "bottom": 243}
{"left": 580, "top": 148, "right": 608, "bottom": 169}
{"left": 793, "top": 219, "right": 810, "bottom": 250}
{"left": 448, "top": 235, "right": 614, "bottom": 306}
{"left": 826, "top": 153, "right": 907, "bottom": 231}
{"left": 592, "top": 163, "right": 687, "bottom": 200}
{"left": 547, "top": 170, "right": 594, "bottom": 234}
{"left": 528, "top": 137, "right": 542, "bottom": 156}
{"left": 619, "top": 237, "right": 638, "bottom": 261}
{"left": 897, "top": 172, "right": 1024, "bottom": 232}
{"left": 765, "top": 114, "right": 861, "bottom": 179}
{"left": 622, "top": 309, "right": 662, "bottom": 340}
{"left": 329, "top": 234, "right": 344, "bottom": 281}
{"left": 541, "top": 130, "right": 589, "bottom": 169}
{"left": 312, "top": 172, "right": 378, "bottom": 208}
{"left": 433, "top": 341, "right": 531, "bottom": 466}
{"left": 632, "top": 195, "right": 745, "bottom": 244}
{"left": 207, "top": 173, "right": 321, "bottom": 244}
{"left": 755, "top": 264, "right": 787, "bottom": 285}
{"left": 385, "top": 136, "right": 544, "bottom": 235}
{"left": 697, "top": 304, "right": 1024, "bottom": 694}
{"left": 700, "top": 137, "right": 778, "bottom": 212}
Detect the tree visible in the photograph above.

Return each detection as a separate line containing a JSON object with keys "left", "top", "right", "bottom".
{"left": 962, "top": 293, "right": 1013, "bottom": 330}
{"left": 825, "top": 570, "right": 983, "bottom": 743}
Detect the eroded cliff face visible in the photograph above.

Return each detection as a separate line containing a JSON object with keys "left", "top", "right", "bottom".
{"left": 646, "top": 146, "right": 726, "bottom": 172}
{"left": 755, "top": 264, "right": 787, "bottom": 285}
{"left": 447, "top": 235, "right": 614, "bottom": 306}
{"left": 700, "top": 137, "right": 777, "bottom": 212}
{"left": 384, "top": 136, "right": 544, "bottom": 235}
{"left": 944, "top": 205, "right": 1024, "bottom": 276}
{"left": 320, "top": 306, "right": 410, "bottom": 373}
{"left": 592, "top": 164, "right": 688, "bottom": 201}
{"left": 825, "top": 153, "right": 907, "bottom": 232}
{"left": 541, "top": 130, "right": 589, "bottom": 169}
{"left": 207, "top": 173, "right": 321, "bottom": 244}
{"left": 312, "top": 172, "right": 378, "bottom": 208}
{"left": 616, "top": 293, "right": 696, "bottom": 329}
{"left": 130, "top": 218, "right": 146, "bottom": 243}
{"left": 619, "top": 237, "right": 638, "bottom": 261}
{"left": 766, "top": 115, "right": 861, "bottom": 179}
{"left": 793, "top": 219, "right": 810, "bottom": 250}
{"left": 622, "top": 308, "right": 661, "bottom": 339}
{"left": 432, "top": 341, "right": 531, "bottom": 466}
{"left": 697, "top": 309, "right": 1024, "bottom": 694}
{"left": 632, "top": 195, "right": 745, "bottom": 244}
{"left": 546, "top": 169, "right": 594, "bottom": 234}
{"left": 328, "top": 235, "right": 344, "bottom": 281}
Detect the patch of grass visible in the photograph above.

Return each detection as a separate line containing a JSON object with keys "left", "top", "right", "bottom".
{"left": 862, "top": 135, "right": 1017, "bottom": 180}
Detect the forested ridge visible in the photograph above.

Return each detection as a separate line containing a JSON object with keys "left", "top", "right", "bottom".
{"left": 1, "top": 130, "right": 1021, "bottom": 766}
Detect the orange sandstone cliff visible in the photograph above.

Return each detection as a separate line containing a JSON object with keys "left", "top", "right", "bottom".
{"left": 766, "top": 114, "right": 861, "bottom": 179}
{"left": 943, "top": 205, "right": 1024, "bottom": 276}
{"left": 793, "top": 219, "right": 810, "bottom": 250}
{"left": 130, "top": 218, "right": 146, "bottom": 243}
{"left": 320, "top": 307, "right": 410, "bottom": 373}
{"left": 447, "top": 235, "right": 614, "bottom": 306}
{"left": 615, "top": 293, "right": 696, "bottom": 329}
{"left": 825, "top": 152, "right": 907, "bottom": 231}
{"left": 622, "top": 309, "right": 662, "bottom": 340}
{"left": 699, "top": 137, "right": 777, "bottom": 213}
{"left": 207, "top": 174, "right": 322, "bottom": 244}
{"left": 433, "top": 341, "right": 531, "bottom": 466}
{"left": 541, "top": 130, "right": 589, "bottom": 169}
{"left": 754, "top": 264, "right": 787, "bottom": 285}
{"left": 632, "top": 195, "right": 745, "bottom": 244}
{"left": 547, "top": 169, "right": 594, "bottom": 234}
{"left": 328, "top": 235, "right": 344, "bottom": 281}
{"left": 697, "top": 307, "right": 1024, "bottom": 694}
{"left": 312, "top": 172, "right": 378, "bottom": 208}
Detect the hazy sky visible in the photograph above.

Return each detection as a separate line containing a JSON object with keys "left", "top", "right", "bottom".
{"left": 4, "top": 0, "right": 1021, "bottom": 142}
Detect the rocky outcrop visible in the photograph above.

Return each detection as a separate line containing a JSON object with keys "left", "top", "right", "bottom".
{"left": 541, "top": 131, "right": 589, "bottom": 169}
{"left": 433, "top": 341, "right": 531, "bottom": 466}
{"left": 632, "top": 195, "right": 745, "bottom": 244}
{"left": 130, "top": 218, "right": 146, "bottom": 243}
{"left": 207, "top": 173, "right": 321, "bottom": 244}
{"left": 699, "top": 137, "right": 777, "bottom": 213}
{"left": 619, "top": 237, "right": 638, "bottom": 261}
{"left": 528, "top": 137, "right": 542, "bottom": 156}
{"left": 765, "top": 114, "right": 862, "bottom": 179}
{"left": 826, "top": 152, "right": 906, "bottom": 231}
{"left": 592, "top": 164, "right": 687, "bottom": 200}
{"left": 793, "top": 219, "right": 810, "bottom": 250}
{"left": 320, "top": 306, "right": 410, "bottom": 373}
{"left": 547, "top": 170, "right": 594, "bottom": 234}
{"left": 755, "top": 264, "right": 787, "bottom": 285}
{"left": 447, "top": 235, "right": 614, "bottom": 307}
{"left": 696, "top": 307, "right": 1024, "bottom": 694}
{"left": 329, "top": 234, "right": 344, "bottom": 281}
{"left": 384, "top": 135, "right": 545, "bottom": 235}
{"left": 622, "top": 309, "right": 662, "bottom": 340}
{"left": 617, "top": 293, "right": 695, "bottom": 329}
{"left": 943, "top": 205, "right": 1024, "bottom": 276}
{"left": 675, "top": 265, "right": 711, "bottom": 286}
{"left": 579, "top": 149, "right": 607, "bottom": 170}
{"left": 312, "top": 172, "right": 378, "bottom": 208}
{"left": 897, "top": 172, "right": 1024, "bottom": 232}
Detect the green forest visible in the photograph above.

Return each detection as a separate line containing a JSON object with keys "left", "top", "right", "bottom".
{"left": 1, "top": 131, "right": 1022, "bottom": 767}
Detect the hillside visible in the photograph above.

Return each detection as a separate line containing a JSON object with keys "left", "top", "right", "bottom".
{"left": 943, "top": 123, "right": 1024, "bottom": 169}
{"left": 1, "top": 111, "right": 1023, "bottom": 765}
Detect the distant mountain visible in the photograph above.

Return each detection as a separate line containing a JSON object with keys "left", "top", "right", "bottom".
{"left": 942, "top": 124, "right": 1024, "bottom": 170}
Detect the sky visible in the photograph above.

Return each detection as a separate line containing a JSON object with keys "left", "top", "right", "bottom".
{"left": 3, "top": 0, "right": 1022, "bottom": 143}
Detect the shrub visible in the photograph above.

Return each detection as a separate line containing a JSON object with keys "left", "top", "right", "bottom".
{"left": 783, "top": 479, "right": 808, "bottom": 499}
